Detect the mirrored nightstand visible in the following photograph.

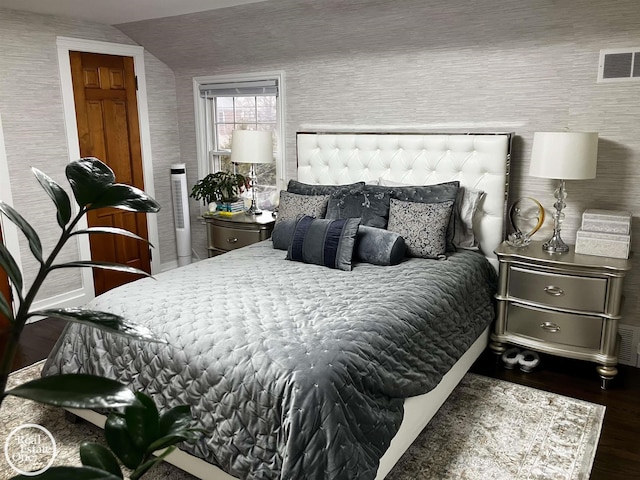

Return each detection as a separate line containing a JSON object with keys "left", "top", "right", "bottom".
{"left": 490, "top": 240, "right": 632, "bottom": 389}
{"left": 203, "top": 211, "right": 275, "bottom": 257}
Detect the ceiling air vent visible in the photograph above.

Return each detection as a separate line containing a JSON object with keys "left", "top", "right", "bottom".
{"left": 598, "top": 48, "right": 640, "bottom": 83}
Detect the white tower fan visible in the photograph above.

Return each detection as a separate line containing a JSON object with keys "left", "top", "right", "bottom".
{"left": 170, "top": 163, "right": 192, "bottom": 266}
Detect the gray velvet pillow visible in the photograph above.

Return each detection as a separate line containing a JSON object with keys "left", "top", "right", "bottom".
{"left": 387, "top": 199, "right": 454, "bottom": 259}
{"left": 271, "top": 218, "right": 297, "bottom": 250}
{"left": 355, "top": 225, "right": 406, "bottom": 266}
{"left": 325, "top": 189, "right": 390, "bottom": 228}
{"left": 275, "top": 191, "right": 329, "bottom": 226}
{"left": 370, "top": 180, "right": 459, "bottom": 203}
{"left": 273, "top": 219, "right": 405, "bottom": 266}
{"left": 286, "top": 216, "right": 361, "bottom": 271}
{"left": 286, "top": 180, "right": 365, "bottom": 198}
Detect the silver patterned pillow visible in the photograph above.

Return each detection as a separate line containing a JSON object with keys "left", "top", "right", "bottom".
{"left": 387, "top": 198, "right": 455, "bottom": 259}
{"left": 276, "top": 191, "right": 329, "bottom": 225}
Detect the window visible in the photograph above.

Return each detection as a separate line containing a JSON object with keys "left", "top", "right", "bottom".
{"left": 194, "top": 74, "right": 285, "bottom": 211}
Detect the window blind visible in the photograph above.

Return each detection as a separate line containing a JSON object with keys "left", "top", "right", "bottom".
{"left": 199, "top": 79, "right": 278, "bottom": 98}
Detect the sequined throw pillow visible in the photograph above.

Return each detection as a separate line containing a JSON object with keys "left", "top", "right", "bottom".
{"left": 387, "top": 199, "right": 455, "bottom": 259}
{"left": 276, "top": 191, "right": 329, "bottom": 226}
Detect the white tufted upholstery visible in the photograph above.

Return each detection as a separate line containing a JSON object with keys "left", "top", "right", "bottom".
{"left": 296, "top": 133, "right": 511, "bottom": 263}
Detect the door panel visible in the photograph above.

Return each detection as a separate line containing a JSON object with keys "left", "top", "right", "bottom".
{"left": 70, "top": 51, "right": 150, "bottom": 296}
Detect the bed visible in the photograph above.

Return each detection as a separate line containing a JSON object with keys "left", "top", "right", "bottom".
{"left": 43, "top": 131, "right": 512, "bottom": 480}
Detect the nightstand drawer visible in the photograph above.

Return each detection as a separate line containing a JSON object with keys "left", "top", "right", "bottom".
{"left": 509, "top": 266, "right": 607, "bottom": 313}
{"left": 506, "top": 303, "right": 603, "bottom": 350}
{"left": 211, "top": 226, "right": 261, "bottom": 251}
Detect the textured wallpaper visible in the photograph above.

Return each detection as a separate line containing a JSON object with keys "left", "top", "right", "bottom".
{"left": 118, "top": 0, "right": 640, "bottom": 325}
{"left": 0, "top": 8, "right": 180, "bottom": 302}
{"left": 2, "top": 0, "right": 638, "bottom": 324}
{"left": 143, "top": 53, "right": 181, "bottom": 268}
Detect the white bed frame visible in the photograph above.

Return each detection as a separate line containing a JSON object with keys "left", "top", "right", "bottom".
{"left": 69, "top": 131, "right": 512, "bottom": 479}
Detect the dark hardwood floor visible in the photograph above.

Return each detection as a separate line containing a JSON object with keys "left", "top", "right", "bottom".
{"left": 8, "top": 318, "right": 67, "bottom": 372}
{"left": 9, "top": 319, "right": 640, "bottom": 479}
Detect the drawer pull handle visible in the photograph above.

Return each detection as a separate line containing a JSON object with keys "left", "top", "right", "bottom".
{"left": 544, "top": 285, "right": 564, "bottom": 296}
{"left": 227, "top": 237, "right": 238, "bottom": 244}
{"left": 540, "top": 322, "right": 561, "bottom": 333}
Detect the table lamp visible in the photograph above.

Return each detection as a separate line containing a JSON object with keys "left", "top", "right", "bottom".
{"left": 230, "top": 130, "right": 274, "bottom": 215}
{"left": 529, "top": 131, "right": 598, "bottom": 254}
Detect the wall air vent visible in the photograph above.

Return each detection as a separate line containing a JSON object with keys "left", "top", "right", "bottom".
{"left": 598, "top": 48, "right": 640, "bottom": 82}
{"left": 617, "top": 323, "right": 640, "bottom": 367}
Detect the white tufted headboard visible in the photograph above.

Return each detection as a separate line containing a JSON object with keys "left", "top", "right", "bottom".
{"left": 296, "top": 132, "right": 512, "bottom": 266}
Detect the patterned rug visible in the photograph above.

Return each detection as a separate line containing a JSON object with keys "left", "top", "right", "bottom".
{"left": 0, "top": 361, "right": 604, "bottom": 479}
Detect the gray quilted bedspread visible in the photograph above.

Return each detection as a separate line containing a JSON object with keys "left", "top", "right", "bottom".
{"left": 43, "top": 240, "right": 497, "bottom": 480}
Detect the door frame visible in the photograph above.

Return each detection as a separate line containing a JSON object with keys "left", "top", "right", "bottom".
{"left": 0, "top": 113, "right": 22, "bottom": 313}
{"left": 56, "top": 36, "right": 161, "bottom": 299}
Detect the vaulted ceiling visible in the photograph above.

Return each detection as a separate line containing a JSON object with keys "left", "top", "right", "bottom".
{"left": 0, "top": 0, "right": 269, "bottom": 25}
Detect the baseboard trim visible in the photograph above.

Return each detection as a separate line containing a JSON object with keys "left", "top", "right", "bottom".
{"left": 27, "top": 288, "right": 92, "bottom": 323}
{"left": 161, "top": 260, "right": 179, "bottom": 272}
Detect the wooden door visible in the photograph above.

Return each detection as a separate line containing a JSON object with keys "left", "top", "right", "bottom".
{"left": 70, "top": 51, "right": 151, "bottom": 295}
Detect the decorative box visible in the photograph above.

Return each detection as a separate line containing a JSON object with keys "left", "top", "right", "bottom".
{"left": 581, "top": 209, "right": 632, "bottom": 235}
{"left": 575, "top": 229, "right": 631, "bottom": 259}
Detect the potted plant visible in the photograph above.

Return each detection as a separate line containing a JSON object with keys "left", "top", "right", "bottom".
{"left": 190, "top": 171, "right": 250, "bottom": 205}
{"left": 0, "top": 157, "right": 201, "bottom": 478}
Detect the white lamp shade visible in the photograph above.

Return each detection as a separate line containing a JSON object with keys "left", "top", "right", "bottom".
{"left": 529, "top": 131, "right": 598, "bottom": 180}
{"left": 230, "top": 130, "right": 274, "bottom": 164}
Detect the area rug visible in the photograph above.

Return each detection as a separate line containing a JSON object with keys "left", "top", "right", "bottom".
{"left": 0, "top": 361, "right": 604, "bottom": 479}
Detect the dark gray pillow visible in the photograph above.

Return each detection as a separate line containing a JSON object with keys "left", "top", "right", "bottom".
{"left": 274, "top": 219, "right": 405, "bottom": 266}
{"left": 355, "top": 225, "right": 406, "bottom": 266}
{"left": 366, "top": 182, "right": 460, "bottom": 250}
{"left": 325, "top": 189, "right": 390, "bottom": 228}
{"left": 368, "top": 181, "right": 460, "bottom": 204}
{"left": 286, "top": 180, "right": 365, "bottom": 198}
{"left": 271, "top": 218, "right": 297, "bottom": 250}
{"left": 387, "top": 199, "right": 454, "bottom": 259}
{"left": 287, "top": 216, "right": 361, "bottom": 271}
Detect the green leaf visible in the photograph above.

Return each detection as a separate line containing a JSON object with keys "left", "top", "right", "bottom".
{"left": 0, "top": 241, "right": 22, "bottom": 295}
{"left": 125, "top": 391, "right": 160, "bottom": 451}
{"left": 159, "top": 404, "right": 193, "bottom": 436}
{"left": 146, "top": 431, "right": 200, "bottom": 454}
{"left": 4, "top": 374, "right": 137, "bottom": 409}
{"left": 80, "top": 443, "right": 123, "bottom": 479}
{"left": 105, "top": 414, "right": 144, "bottom": 469}
{"left": 89, "top": 184, "right": 161, "bottom": 213}
{"left": 130, "top": 446, "right": 176, "bottom": 480}
{"left": 0, "top": 291, "right": 13, "bottom": 322}
{"left": 0, "top": 201, "right": 44, "bottom": 263}
{"left": 66, "top": 157, "right": 115, "bottom": 207}
{"left": 29, "top": 308, "right": 163, "bottom": 343}
{"left": 71, "top": 227, "right": 154, "bottom": 248}
{"left": 51, "top": 261, "right": 151, "bottom": 278}
{"left": 32, "top": 167, "right": 72, "bottom": 229}
{"left": 10, "top": 465, "right": 123, "bottom": 480}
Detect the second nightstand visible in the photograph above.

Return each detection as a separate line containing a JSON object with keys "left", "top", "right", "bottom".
{"left": 490, "top": 240, "right": 631, "bottom": 389}
{"left": 204, "top": 212, "right": 275, "bottom": 257}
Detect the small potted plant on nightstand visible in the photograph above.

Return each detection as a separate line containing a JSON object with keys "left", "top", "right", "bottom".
{"left": 190, "top": 171, "right": 250, "bottom": 213}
